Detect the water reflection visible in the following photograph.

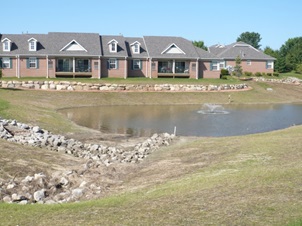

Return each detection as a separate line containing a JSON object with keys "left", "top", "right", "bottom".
{"left": 59, "top": 104, "right": 302, "bottom": 137}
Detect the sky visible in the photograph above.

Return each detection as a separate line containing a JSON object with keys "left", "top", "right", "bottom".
{"left": 1, "top": 0, "right": 302, "bottom": 50}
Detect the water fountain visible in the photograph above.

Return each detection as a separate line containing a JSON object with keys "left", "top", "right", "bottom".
{"left": 197, "top": 103, "right": 229, "bottom": 115}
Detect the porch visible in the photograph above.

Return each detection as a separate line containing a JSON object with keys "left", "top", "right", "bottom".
{"left": 55, "top": 72, "right": 92, "bottom": 78}
{"left": 158, "top": 73, "right": 190, "bottom": 78}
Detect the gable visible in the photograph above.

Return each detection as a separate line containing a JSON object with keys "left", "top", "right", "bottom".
{"left": 161, "top": 43, "right": 185, "bottom": 54}
{"left": 60, "top": 40, "right": 87, "bottom": 52}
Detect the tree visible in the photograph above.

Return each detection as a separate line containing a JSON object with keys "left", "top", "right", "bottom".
{"left": 278, "top": 37, "right": 302, "bottom": 72}
{"left": 192, "top": 40, "right": 207, "bottom": 51}
{"left": 263, "top": 46, "right": 279, "bottom": 58}
{"left": 233, "top": 56, "right": 243, "bottom": 77}
{"left": 236, "top": 32, "right": 262, "bottom": 49}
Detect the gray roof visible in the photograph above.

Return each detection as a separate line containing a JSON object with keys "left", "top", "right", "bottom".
{"left": 47, "top": 32, "right": 101, "bottom": 56}
{"left": 100, "top": 35, "right": 128, "bottom": 58}
{"left": 0, "top": 32, "right": 101, "bottom": 56}
{"left": 124, "top": 37, "right": 148, "bottom": 58}
{"left": 194, "top": 46, "right": 221, "bottom": 60}
{"left": 0, "top": 33, "right": 49, "bottom": 56}
{"left": 143, "top": 36, "right": 199, "bottom": 59}
{"left": 208, "top": 42, "right": 275, "bottom": 60}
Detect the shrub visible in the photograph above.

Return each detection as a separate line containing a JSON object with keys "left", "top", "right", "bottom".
{"left": 255, "top": 72, "right": 262, "bottom": 77}
{"left": 243, "top": 71, "right": 253, "bottom": 77}
{"left": 262, "top": 72, "right": 266, "bottom": 76}
{"left": 221, "top": 75, "right": 228, "bottom": 80}
{"left": 220, "top": 68, "right": 229, "bottom": 76}
{"left": 266, "top": 73, "right": 272, "bottom": 76}
{"left": 273, "top": 72, "right": 279, "bottom": 77}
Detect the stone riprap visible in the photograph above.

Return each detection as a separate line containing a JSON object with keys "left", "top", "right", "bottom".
{"left": 0, "top": 117, "right": 175, "bottom": 204}
{"left": 0, "top": 118, "right": 174, "bottom": 165}
{"left": 252, "top": 76, "right": 302, "bottom": 85}
{"left": 0, "top": 80, "right": 249, "bottom": 92}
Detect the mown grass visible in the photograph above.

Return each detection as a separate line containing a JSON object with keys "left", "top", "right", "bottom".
{"left": 1, "top": 126, "right": 302, "bottom": 225}
{"left": 1, "top": 81, "right": 302, "bottom": 225}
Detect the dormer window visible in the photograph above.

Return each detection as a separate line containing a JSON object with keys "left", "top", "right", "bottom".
{"left": 28, "top": 38, "right": 37, "bottom": 51}
{"left": 2, "top": 38, "right": 11, "bottom": 52}
{"left": 108, "top": 39, "right": 118, "bottom": 53}
{"left": 131, "top": 41, "right": 141, "bottom": 54}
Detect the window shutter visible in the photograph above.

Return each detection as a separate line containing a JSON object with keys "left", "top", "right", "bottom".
{"left": 36, "top": 58, "right": 39, "bottom": 69}
{"left": 266, "top": 61, "right": 268, "bottom": 69}
{"left": 107, "top": 60, "right": 109, "bottom": 69}
{"left": 27, "top": 58, "right": 30, "bottom": 69}
{"left": 210, "top": 62, "right": 213, "bottom": 71}
{"left": 10, "top": 58, "right": 13, "bottom": 69}
{"left": 131, "top": 60, "right": 133, "bottom": 70}
{"left": 0, "top": 58, "right": 2, "bottom": 68}
{"left": 116, "top": 59, "right": 119, "bottom": 69}
{"left": 140, "top": 60, "right": 143, "bottom": 70}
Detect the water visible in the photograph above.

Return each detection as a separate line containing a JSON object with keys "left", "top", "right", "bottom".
{"left": 59, "top": 104, "right": 302, "bottom": 137}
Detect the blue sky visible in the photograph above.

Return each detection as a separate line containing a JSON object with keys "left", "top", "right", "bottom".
{"left": 2, "top": 0, "right": 301, "bottom": 50}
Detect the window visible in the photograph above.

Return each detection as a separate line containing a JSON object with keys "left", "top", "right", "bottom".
{"left": 211, "top": 61, "right": 218, "bottom": 70}
{"left": 151, "top": 62, "right": 156, "bottom": 71}
{"left": 94, "top": 62, "right": 99, "bottom": 70}
{"left": 2, "top": 57, "right": 10, "bottom": 68}
{"left": 28, "top": 38, "right": 37, "bottom": 51}
{"left": 4, "top": 41, "right": 9, "bottom": 51}
{"left": 29, "top": 57, "right": 37, "bottom": 68}
{"left": 133, "top": 59, "right": 141, "bottom": 70}
{"left": 211, "top": 61, "right": 225, "bottom": 71}
{"left": 29, "top": 41, "right": 35, "bottom": 51}
{"left": 219, "top": 61, "right": 225, "bottom": 69}
{"left": 191, "top": 63, "right": 196, "bottom": 72}
{"left": 247, "top": 60, "right": 251, "bottom": 65}
{"left": 48, "top": 60, "right": 53, "bottom": 69}
{"left": 267, "top": 61, "right": 274, "bottom": 69}
{"left": 109, "top": 58, "right": 117, "bottom": 69}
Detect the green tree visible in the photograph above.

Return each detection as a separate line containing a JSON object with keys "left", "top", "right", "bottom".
{"left": 236, "top": 31, "right": 262, "bottom": 49}
{"left": 278, "top": 37, "right": 302, "bottom": 72}
{"left": 263, "top": 46, "right": 279, "bottom": 58}
{"left": 233, "top": 56, "right": 243, "bottom": 77}
{"left": 192, "top": 40, "right": 207, "bottom": 51}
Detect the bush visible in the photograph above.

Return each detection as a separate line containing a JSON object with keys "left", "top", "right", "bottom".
{"left": 221, "top": 75, "right": 228, "bottom": 80}
{"left": 273, "top": 72, "right": 279, "bottom": 77}
{"left": 266, "top": 73, "right": 272, "bottom": 76}
{"left": 243, "top": 71, "right": 253, "bottom": 77}
{"left": 255, "top": 72, "right": 262, "bottom": 77}
{"left": 220, "top": 68, "right": 229, "bottom": 76}
{"left": 262, "top": 72, "right": 266, "bottom": 76}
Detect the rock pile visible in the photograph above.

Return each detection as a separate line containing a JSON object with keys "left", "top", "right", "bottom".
{"left": 0, "top": 80, "right": 249, "bottom": 92}
{"left": 0, "top": 118, "right": 175, "bottom": 165}
{"left": 0, "top": 162, "right": 118, "bottom": 204}
{"left": 0, "top": 117, "right": 175, "bottom": 204}
{"left": 253, "top": 76, "right": 302, "bottom": 85}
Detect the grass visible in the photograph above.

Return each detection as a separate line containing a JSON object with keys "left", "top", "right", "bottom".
{"left": 1, "top": 81, "right": 302, "bottom": 225}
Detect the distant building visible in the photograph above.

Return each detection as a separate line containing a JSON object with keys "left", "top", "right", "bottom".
{"left": 0, "top": 33, "right": 274, "bottom": 79}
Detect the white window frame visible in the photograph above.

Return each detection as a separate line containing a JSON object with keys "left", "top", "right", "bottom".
{"left": 29, "top": 57, "right": 37, "bottom": 68}
{"left": 133, "top": 43, "right": 140, "bottom": 54}
{"left": 110, "top": 42, "right": 117, "bottom": 53}
{"left": 109, "top": 58, "right": 117, "bottom": 69}
{"left": 2, "top": 57, "right": 10, "bottom": 68}
{"left": 3, "top": 41, "right": 10, "bottom": 51}
{"left": 267, "top": 60, "right": 274, "bottom": 69}
{"left": 29, "top": 41, "right": 36, "bottom": 51}
{"left": 247, "top": 60, "right": 251, "bottom": 65}
{"left": 133, "top": 59, "right": 141, "bottom": 70}
{"left": 211, "top": 60, "right": 225, "bottom": 71}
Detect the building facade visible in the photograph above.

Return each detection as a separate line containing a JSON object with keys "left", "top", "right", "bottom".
{"left": 0, "top": 33, "right": 274, "bottom": 79}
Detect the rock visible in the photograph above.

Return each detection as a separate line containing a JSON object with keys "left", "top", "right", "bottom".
{"left": 71, "top": 188, "right": 84, "bottom": 199}
{"left": 34, "top": 189, "right": 46, "bottom": 202}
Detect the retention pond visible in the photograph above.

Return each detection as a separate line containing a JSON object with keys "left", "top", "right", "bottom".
{"left": 59, "top": 103, "right": 302, "bottom": 137}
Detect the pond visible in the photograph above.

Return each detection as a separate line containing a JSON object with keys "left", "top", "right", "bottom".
{"left": 59, "top": 103, "right": 302, "bottom": 137}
